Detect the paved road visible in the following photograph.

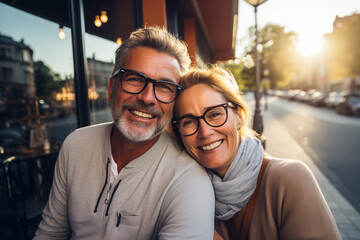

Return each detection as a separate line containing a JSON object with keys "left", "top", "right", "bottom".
{"left": 254, "top": 95, "right": 360, "bottom": 212}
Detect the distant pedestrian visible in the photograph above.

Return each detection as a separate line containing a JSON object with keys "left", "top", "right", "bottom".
{"left": 172, "top": 65, "right": 341, "bottom": 239}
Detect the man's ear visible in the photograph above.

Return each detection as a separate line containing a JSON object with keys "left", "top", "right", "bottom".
{"left": 108, "top": 77, "right": 113, "bottom": 104}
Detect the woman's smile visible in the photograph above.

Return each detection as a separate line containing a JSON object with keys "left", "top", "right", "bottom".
{"left": 198, "top": 140, "right": 223, "bottom": 151}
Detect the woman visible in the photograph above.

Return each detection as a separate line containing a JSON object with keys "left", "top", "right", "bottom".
{"left": 172, "top": 65, "right": 341, "bottom": 239}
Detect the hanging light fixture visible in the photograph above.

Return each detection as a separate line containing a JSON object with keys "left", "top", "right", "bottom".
{"left": 94, "top": 15, "right": 102, "bottom": 27}
{"left": 59, "top": 25, "right": 66, "bottom": 39}
{"left": 116, "top": 37, "right": 122, "bottom": 45}
{"left": 100, "top": 11, "right": 108, "bottom": 23}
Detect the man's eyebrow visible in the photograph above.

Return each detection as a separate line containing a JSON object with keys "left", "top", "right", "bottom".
{"left": 157, "top": 78, "right": 177, "bottom": 83}
{"left": 138, "top": 72, "right": 177, "bottom": 84}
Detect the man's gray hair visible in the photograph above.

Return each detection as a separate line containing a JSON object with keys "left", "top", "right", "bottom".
{"left": 111, "top": 26, "right": 191, "bottom": 78}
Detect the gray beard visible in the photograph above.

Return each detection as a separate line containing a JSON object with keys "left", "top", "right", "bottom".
{"left": 112, "top": 103, "right": 170, "bottom": 142}
{"left": 114, "top": 116, "right": 162, "bottom": 142}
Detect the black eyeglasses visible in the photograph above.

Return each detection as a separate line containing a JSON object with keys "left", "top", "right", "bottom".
{"left": 173, "top": 102, "right": 235, "bottom": 136}
{"left": 112, "top": 68, "right": 182, "bottom": 103}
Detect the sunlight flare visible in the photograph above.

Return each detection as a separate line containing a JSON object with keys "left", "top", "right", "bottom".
{"left": 297, "top": 35, "right": 324, "bottom": 56}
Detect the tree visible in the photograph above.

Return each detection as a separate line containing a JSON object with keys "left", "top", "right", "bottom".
{"left": 240, "top": 24, "right": 303, "bottom": 89}
{"left": 223, "top": 61, "right": 254, "bottom": 91}
{"left": 34, "top": 61, "right": 63, "bottom": 97}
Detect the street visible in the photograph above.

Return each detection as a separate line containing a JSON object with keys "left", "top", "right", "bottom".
{"left": 245, "top": 93, "right": 360, "bottom": 213}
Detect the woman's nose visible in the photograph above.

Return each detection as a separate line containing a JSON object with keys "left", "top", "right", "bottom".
{"left": 197, "top": 119, "right": 214, "bottom": 138}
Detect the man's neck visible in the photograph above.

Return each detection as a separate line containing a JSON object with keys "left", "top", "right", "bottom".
{"left": 110, "top": 127, "right": 161, "bottom": 173}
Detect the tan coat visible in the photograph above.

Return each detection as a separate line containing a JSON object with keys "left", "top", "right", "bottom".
{"left": 215, "top": 158, "right": 341, "bottom": 240}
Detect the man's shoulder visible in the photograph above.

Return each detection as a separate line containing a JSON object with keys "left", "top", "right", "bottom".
{"left": 156, "top": 133, "right": 210, "bottom": 182}
{"left": 160, "top": 132, "right": 199, "bottom": 166}
{"left": 157, "top": 134, "right": 214, "bottom": 196}
{"left": 61, "top": 122, "right": 113, "bottom": 151}
{"left": 65, "top": 122, "right": 113, "bottom": 142}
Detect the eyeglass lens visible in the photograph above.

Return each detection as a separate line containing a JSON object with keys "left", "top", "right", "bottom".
{"left": 121, "top": 70, "right": 178, "bottom": 103}
{"left": 177, "top": 105, "right": 228, "bottom": 136}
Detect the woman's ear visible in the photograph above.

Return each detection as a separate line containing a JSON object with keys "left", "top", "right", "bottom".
{"left": 236, "top": 107, "right": 243, "bottom": 130}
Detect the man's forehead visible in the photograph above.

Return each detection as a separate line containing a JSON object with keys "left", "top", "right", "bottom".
{"left": 124, "top": 47, "right": 181, "bottom": 82}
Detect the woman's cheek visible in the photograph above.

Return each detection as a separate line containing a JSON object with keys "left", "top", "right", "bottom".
{"left": 183, "top": 140, "right": 200, "bottom": 161}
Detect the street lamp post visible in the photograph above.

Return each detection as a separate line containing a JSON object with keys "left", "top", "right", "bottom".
{"left": 244, "top": 0, "right": 267, "bottom": 135}
{"left": 263, "top": 68, "right": 270, "bottom": 111}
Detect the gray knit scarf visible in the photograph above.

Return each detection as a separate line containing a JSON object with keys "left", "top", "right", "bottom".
{"left": 208, "top": 136, "right": 263, "bottom": 220}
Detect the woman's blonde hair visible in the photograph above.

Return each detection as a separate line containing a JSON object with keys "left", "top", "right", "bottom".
{"left": 173, "top": 65, "right": 257, "bottom": 140}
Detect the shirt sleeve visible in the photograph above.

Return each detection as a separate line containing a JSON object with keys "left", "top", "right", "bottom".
{"left": 33, "top": 144, "right": 71, "bottom": 239}
{"left": 157, "top": 166, "right": 215, "bottom": 240}
{"left": 278, "top": 160, "right": 341, "bottom": 239}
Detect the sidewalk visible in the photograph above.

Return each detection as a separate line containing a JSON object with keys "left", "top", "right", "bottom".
{"left": 261, "top": 100, "right": 360, "bottom": 240}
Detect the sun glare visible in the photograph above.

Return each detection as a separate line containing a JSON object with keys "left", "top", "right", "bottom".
{"left": 297, "top": 36, "right": 324, "bottom": 57}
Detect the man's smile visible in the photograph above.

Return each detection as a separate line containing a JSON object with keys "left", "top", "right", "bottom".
{"left": 129, "top": 109, "right": 155, "bottom": 119}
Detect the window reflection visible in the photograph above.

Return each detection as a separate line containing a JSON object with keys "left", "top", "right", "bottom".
{"left": 0, "top": 3, "right": 76, "bottom": 156}
{"left": 85, "top": 35, "right": 117, "bottom": 124}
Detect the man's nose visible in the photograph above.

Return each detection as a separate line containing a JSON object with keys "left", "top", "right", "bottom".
{"left": 136, "top": 82, "right": 156, "bottom": 104}
{"left": 197, "top": 119, "right": 214, "bottom": 138}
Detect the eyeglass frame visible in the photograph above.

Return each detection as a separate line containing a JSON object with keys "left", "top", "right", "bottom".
{"left": 112, "top": 68, "right": 182, "bottom": 104}
{"left": 173, "top": 102, "right": 236, "bottom": 136}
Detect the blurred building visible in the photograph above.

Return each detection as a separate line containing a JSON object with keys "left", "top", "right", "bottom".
{"left": 298, "top": 13, "right": 360, "bottom": 93}
{"left": 87, "top": 54, "right": 114, "bottom": 109}
{"left": 323, "top": 13, "right": 360, "bottom": 92}
{"left": 0, "top": 34, "right": 35, "bottom": 100}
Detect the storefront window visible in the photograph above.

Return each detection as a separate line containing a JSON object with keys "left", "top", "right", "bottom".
{"left": 84, "top": 34, "right": 118, "bottom": 124}
{"left": 0, "top": 3, "right": 76, "bottom": 156}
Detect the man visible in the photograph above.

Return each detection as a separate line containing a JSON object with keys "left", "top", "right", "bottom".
{"left": 34, "top": 26, "right": 215, "bottom": 239}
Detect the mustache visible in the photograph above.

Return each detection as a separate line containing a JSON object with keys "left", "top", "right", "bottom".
{"left": 121, "top": 102, "right": 163, "bottom": 117}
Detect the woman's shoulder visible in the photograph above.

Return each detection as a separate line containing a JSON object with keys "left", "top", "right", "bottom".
{"left": 263, "top": 156, "right": 317, "bottom": 191}
{"left": 266, "top": 156, "right": 312, "bottom": 176}
{"left": 259, "top": 157, "right": 341, "bottom": 239}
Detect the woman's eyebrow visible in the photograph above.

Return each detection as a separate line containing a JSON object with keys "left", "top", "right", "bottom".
{"left": 177, "top": 105, "right": 217, "bottom": 119}
{"left": 176, "top": 113, "right": 197, "bottom": 119}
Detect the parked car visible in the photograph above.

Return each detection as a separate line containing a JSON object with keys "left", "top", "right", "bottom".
{"left": 294, "top": 90, "right": 307, "bottom": 102}
{"left": 324, "top": 91, "right": 348, "bottom": 108}
{"left": 304, "top": 89, "right": 318, "bottom": 104}
{"left": 310, "top": 92, "right": 327, "bottom": 107}
{"left": 324, "top": 91, "right": 338, "bottom": 108}
{"left": 287, "top": 89, "right": 300, "bottom": 101}
{"left": 274, "top": 90, "right": 287, "bottom": 98}
{"left": 335, "top": 93, "right": 360, "bottom": 115}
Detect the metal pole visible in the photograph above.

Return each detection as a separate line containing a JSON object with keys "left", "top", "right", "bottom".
{"left": 252, "top": 6, "right": 264, "bottom": 135}
{"left": 264, "top": 87, "right": 268, "bottom": 111}
{"left": 69, "top": 0, "right": 90, "bottom": 128}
